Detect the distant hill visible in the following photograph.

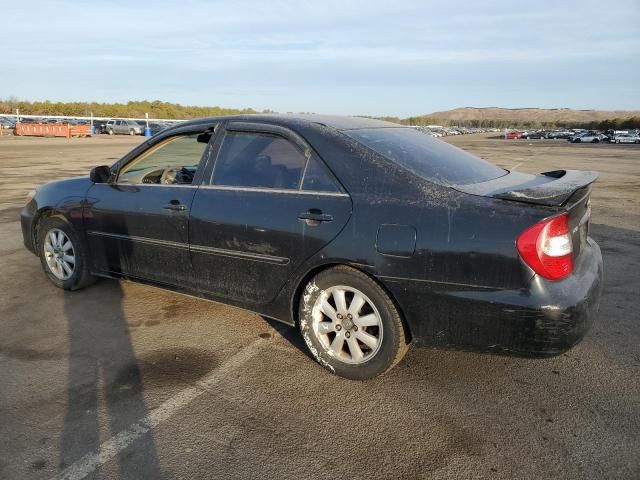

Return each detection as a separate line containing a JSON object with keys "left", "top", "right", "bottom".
{"left": 3, "top": 98, "right": 639, "bottom": 129}
{"left": 399, "top": 107, "right": 640, "bottom": 128}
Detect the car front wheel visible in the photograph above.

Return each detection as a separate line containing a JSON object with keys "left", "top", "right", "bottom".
{"left": 37, "top": 216, "right": 96, "bottom": 290}
{"left": 298, "top": 266, "right": 409, "bottom": 379}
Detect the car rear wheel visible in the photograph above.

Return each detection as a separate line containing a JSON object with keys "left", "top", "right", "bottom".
{"left": 592, "top": 138, "right": 599, "bottom": 143}
{"left": 129, "top": 129, "right": 135, "bottom": 136}
{"left": 298, "top": 266, "right": 409, "bottom": 380}
{"left": 37, "top": 216, "right": 96, "bottom": 290}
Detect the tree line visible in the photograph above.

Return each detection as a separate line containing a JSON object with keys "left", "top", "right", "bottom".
{"left": 2, "top": 97, "right": 638, "bottom": 130}
{"left": 0, "top": 98, "right": 272, "bottom": 119}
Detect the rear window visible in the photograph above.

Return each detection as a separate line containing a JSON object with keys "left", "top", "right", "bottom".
{"left": 344, "top": 128, "right": 506, "bottom": 186}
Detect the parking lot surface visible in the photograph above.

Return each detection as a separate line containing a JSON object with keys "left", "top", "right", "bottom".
{"left": 0, "top": 134, "right": 638, "bottom": 479}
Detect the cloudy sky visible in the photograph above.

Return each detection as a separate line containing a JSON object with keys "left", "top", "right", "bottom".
{"left": 2, "top": 0, "right": 639, "bottom": 116}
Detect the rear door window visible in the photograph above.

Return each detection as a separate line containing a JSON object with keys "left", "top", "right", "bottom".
{"left": 344, "top": 128, "right": 506, "bottom": 186}
{"left": 212, "top": 132, "right": 306, "bottom": 190}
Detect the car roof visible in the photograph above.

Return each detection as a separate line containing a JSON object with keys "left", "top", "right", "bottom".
{"left": 174, "top": 113, "right": 400, "bottom": 131}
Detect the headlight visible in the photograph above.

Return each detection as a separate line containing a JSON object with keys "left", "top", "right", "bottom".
{"left": 26, "top": 189, "right": 36, "bottom": 203}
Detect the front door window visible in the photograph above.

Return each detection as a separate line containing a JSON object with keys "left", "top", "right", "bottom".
{"left": 118, "top": 133, "right": 210, "bottom": 185}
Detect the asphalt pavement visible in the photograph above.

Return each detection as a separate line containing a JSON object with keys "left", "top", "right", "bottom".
{"left": 0, "top": 134, "right": 638, "bottom": 479}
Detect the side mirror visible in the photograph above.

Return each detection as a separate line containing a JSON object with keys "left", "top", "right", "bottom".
{"left": 90, "top": 165, "right": 112, "bottom": 184}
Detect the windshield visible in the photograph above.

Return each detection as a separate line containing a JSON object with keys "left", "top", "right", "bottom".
{"left": 344, "top": 128, "right": 507, "bottom": 186}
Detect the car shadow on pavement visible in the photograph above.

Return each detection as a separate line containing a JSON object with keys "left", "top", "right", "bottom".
{"left": 261, "top": 316, "right": 315, "bottom": 360}
{"left": 60, "top": 280, "right": 162, "bottom": 478}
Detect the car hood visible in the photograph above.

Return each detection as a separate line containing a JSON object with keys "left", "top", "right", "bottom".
{"left": 35, "top": 176, "right": 94, "bottom": 204}
{"left": 42, "top": 175, "right": 92, "bottom": 189}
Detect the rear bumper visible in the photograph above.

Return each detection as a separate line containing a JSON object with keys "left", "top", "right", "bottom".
{"left": 384, "top": 238, "right": 603, "bottom": 356}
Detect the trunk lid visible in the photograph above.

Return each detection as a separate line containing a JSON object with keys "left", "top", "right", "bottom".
{"left": 453, "top": 169, "right": 598, "bottom": 207}
{"left": 454, "top": 169, "right": 598, "bottom": 260}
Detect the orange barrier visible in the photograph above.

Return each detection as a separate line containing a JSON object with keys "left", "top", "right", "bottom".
{"left": 68, "top": 124, "right": 93, "bottom": 137}
{"left": 15, "top": 123, "right": 92, "bottom": 138}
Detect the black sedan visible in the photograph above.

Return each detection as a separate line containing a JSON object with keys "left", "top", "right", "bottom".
{"left": 21, "top": 115, "right": 603, "bottom": 379}
{"left": 521, "top": 130, "right": 546, "bottom": 139}
{"left": 92, "top": 120, "right": 111, "bottom": 134}
{"left": 146, "top": 121, "right": 172, "bottom": 136}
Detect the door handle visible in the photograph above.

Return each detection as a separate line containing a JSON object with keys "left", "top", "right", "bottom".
{"left": 163, "top": 202, "right": 186, "bottom": 211}
{"left": 298, "top": 209, "right": 333, "bottom": 225}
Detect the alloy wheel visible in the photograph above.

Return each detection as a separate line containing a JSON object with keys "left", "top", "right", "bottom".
{"left": 43, "top": 228, "right": 75, "bottom": 280}
{"left": 310, "top": 285, "right": 383, "bottom": 364}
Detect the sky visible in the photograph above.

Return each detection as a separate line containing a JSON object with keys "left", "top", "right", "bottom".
{"left": 2, "top": 0, "right": 639, "bottom": 117}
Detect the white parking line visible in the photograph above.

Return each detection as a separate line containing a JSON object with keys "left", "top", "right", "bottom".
{"left": 53, "top": 338, "right": 267, "bottom": 480}
{"left": 510, "top": 161, "right": 524, "bottom": 170}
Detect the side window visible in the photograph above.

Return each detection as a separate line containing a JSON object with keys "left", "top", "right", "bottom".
{"left": 212, "top": 132, "right": 306, "bottom": 190}
{"left": 302, "top": 156, "right": 341, "bottom": 192}
{"left": 118, "top": 133, "right": 209, "bottom": 185}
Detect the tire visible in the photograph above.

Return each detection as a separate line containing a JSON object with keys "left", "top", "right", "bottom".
{"left": 592, "top": 138, "right": 599, "bottom": 143}
{"left": 574, "top": 138, "right": 581, "bottom": 143}
{"left": 129, "top": 129, "right": 135, "bottom": 136}
{"left": 107, "top": 129, "right": 114, "bottom": 135}
{"left": 616, "top": 140, "right": 620, "bottom": 144}
{"left": 36, "top": 216, "right": 96, "bottom": 290}
{"left": 298, "top": 266, "right": 409, "bottom": 380}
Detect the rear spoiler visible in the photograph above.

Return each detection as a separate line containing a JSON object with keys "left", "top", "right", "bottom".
{"left": 454, "top": 170, "right": 599, "bottom": 207}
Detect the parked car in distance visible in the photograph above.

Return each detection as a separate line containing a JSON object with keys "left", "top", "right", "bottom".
{"left": 546, "top": 130, "right": 574, "bottom": 140}
{"left": 505, "top": 130, "right": 523, "bottom": 139}
{"left": 569, "top": 131, "right": 605, "bottom": 143}
{"left": 147, "top": 122, "right": 171, "bottom": 136}
{"left": 105, "top": 119, "right": 142, "bottom": 135}
{"left": 521, "top": 130, "right": 546, "bottom": 139}
{"left": 613, "top": 133, "right": 640, "bottom": 144}
{"left": 606, "top": 129, "right": 628, "bottom": 140}
{"left": 0, "top": 117, "right": 16, "bottom": 129}
{"left": 21, "top": 115, "right": 603, "bottom": 379}
{"left": 92, "top": 120, "right": 110, "bottom": 134}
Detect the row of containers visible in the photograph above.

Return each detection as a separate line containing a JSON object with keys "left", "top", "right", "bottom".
{"left": 14, "top": 123, "right": 93, "bottom": 138}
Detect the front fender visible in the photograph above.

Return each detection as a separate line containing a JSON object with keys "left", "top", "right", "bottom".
{"left": 21, "top": 176, "right": 94, "bottom": 253}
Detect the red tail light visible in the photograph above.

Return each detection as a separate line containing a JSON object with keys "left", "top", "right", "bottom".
{"left": 517, "top": 213, "right": 573, "bottom": 280}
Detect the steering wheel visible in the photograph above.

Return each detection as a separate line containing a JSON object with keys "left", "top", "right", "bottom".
{"left": 160, "top": 167, "right": 179, "bottom": 185}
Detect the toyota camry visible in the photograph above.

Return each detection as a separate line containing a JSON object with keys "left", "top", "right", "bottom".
{"left": 21, "top": 115, "right": 603, "bottom": 379}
